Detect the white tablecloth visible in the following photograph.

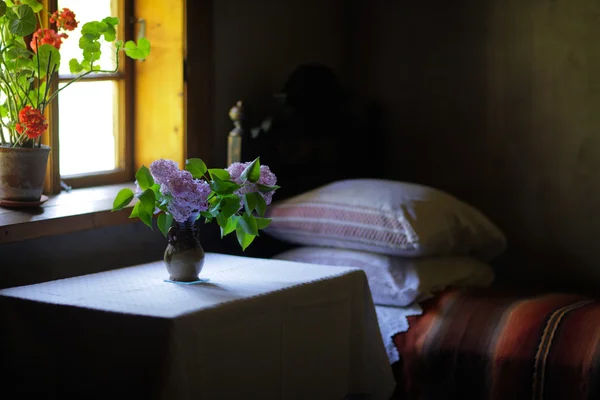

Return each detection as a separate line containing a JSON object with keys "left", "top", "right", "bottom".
{"left": 0, "top": 253, "right": 395, "bottom": 400}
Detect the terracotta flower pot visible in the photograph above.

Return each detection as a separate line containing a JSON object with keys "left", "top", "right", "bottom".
{"left": 0, "top": 145, "right": 51, "bottom": 201}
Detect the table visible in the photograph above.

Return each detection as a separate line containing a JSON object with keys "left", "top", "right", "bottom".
{"left": 0, "top": 253, "right": 395, "bottom": 400}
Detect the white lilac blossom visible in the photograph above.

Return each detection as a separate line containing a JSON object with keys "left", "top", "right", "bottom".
{"left": 226, "top": 162, "right": 278, "bottom": 205}
{"left": 162, "top": 170, "right": 211, "bottom": 223}
{"left": 149, "top": 159, "right": 180, "bottom": 185}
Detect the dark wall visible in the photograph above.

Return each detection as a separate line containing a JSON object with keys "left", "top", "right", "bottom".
{"left": 354, "top": 0, "right": 600, "bottom": 293}
{"left": 0, "top": 223, "right": 165, "bottom": 289}
{"left": 211, "top": 0, "right": 351, "bottom": 167}
{"left": 0, "top": 221, "right": 266, "bottom": 290}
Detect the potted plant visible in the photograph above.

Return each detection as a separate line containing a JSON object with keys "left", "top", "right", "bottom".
{"left": 0, "top": 0, "right": 149, "bottom": 202}
{"left": 112, "top": 157, "right": 280, "bottom": 282}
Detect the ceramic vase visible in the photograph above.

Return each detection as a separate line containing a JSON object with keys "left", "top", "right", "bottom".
{"left": 164, "top": 213, "right": 205, "bottom": 282}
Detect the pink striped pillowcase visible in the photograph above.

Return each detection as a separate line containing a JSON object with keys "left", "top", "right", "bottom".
{"left": 265, "top": 179, "right": 506, "bottom": 261}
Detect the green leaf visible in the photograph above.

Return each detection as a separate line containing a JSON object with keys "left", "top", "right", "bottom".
{"left": 220, "top": 194, "right": 242, "bottom": 219}
{"left": 208, "top": 168, "right": 230, "bottom": 181}
{"left": 8, "top": 4, "right": 36, "bottom": 36}
{"left": 69, "top": 58, "right": 83, "bottom": 74}
{"left": 216, "top": 212, "right": 228, "bottom": 229}
{"left": 79, "top": 33, "right": 101, "bottom": 52}
{"left": 185, "top": 158, "right": 207, "bottom": 179}
{"left": 123, "top": 37, "right": 151, "bottom": 60}
{"left": 238, "top": 212, "right": 259, "bottom": 236}
{"left": 235, "top": 224, "right": 255, "bottom": 251}
{"left": 240, "top": 157, "right": 261, "bottom": 183}
{"left": 256, "top": 184, "right": 281, "bottom": 193}
{"left": 32, "top": 44, "right": 60, "bottom": 79}
{"left": 0, "top": 104, "right": 8, "bottom": 118}
{"left": 102, "top": 16, "right": 120, "bottom": 26}
{"left": 0, "top": 1, "right": 7, "bottom": 18}
{"left": 20, "top": 0, "right": 42, "bottom": 13}
{"left": 135, "top": 165, "right": 154, "bottom": 190}
{"left": 222, "top": 215, "right": 238, "bottom": 237}
{"left": 129, "top": 202, "right": 140, "bottom": 219}
{"left": 208, "top": 198, "right": 221, "bottom": 214}
{"left": 244, "top": 192, "right": 258, "bottom": 215}
{"left": 160, "top": 195, "right": 170, "bottom": 206}
{"left": 27, "top": 81, "right": 45, "bottom": 105}
{"left": 112, "top": 188, "right": 134, "bottom": 211}
{"left": 256, "top": 193, "right": 267, "bottom": 217}
{"left": 5, "top": 46, "right": 33, "bottom": 69}
{"left": 200, "top": 211, "right": 213, "bottom": 220}
{"left": 76, "top": 27, "right": 103, "bottom": 71}
{"left": 157, "top": 213, "right": 173, "bottom": 238}
{"left": 138, "top": 207, "right": 153, "bottom": 229}
{"left": 150, "top": 183, "right": 161, "bottom": 198}
{"left": 209, "top": 177, "right": 240, "bottom": 194}
{"left": 255, "top": 217, "right": 272, "bottom": 230}
{"left": 138, "top": 188, "right": 156, "bottom": 214}
{"left": 99, "top": 16, "right": 118, "bottom": 41}
{"left": 81, "top": 21, "right": 103, "bottom": 37}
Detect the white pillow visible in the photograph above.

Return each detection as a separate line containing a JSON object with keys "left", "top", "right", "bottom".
{"left": 273, "top": 247, "right": 495, "bottom": 306}
{"left": 265, "top": 179, "right": 506, "bottom": 261}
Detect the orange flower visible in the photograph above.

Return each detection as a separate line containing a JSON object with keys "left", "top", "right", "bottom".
{"left": 30, "top": 28, "right": 68, "bottom": 53}
{"left": 50, "top": 8, "right": 78, "bottom": 31}
{"left": 15, "top": 106, "right": 48, "bottom": 139}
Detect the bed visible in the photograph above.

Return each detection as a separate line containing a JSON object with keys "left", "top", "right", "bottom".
{"left": 228, "top": 65, "right": 600, "bottom": 399}
{"left": 390, "top": 287, "right": 600, "bottom": 400}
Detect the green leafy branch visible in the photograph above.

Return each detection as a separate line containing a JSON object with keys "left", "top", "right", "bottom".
{"left": 0, "top": 0, "right": 151, "bottom": 147}
{"left": 112, "top": 157, "right": 280, "bottom": 251}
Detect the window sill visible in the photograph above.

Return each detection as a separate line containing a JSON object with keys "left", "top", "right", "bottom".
{"left": 0, "top": 183, "right": 137, "bottom": 244}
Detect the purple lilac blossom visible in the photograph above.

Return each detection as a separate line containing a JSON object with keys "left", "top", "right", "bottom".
{"left": 226, "top": 162, "right": 278, "bottom": 205}
{"left": 149, "top": 159, "right": 180, "bottom": 186}
{"left": 163, "top": 170, "right": 211, "bottom": 222}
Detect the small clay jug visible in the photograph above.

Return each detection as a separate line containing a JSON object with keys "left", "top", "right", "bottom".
{"left": 164, "top": 213, "right": 205, "bottom": 282}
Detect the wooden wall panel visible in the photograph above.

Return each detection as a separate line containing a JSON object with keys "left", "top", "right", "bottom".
{"left": 211, "top": 0, "right": 350, "bottom": 168}
{"left": 134, "top": 0, "right": 185, "bottom": 169}
{"left": 356, "top": 0, "right": 600, "bottom": 293}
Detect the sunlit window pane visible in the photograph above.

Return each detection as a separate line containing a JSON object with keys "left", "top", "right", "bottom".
{"left": 57, "top": 0, "right": 117, "bottom": 75}
{"left": 58, "top": 81, "right": 117, "bottom": 176}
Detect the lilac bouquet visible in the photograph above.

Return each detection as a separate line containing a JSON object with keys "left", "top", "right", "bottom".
{"left": 112, "top": 157, "right": 279, "bottom": 250}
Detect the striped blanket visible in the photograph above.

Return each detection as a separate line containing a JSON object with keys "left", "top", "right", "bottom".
{"left": 392, "top": 288, "right": 600, "bottom": 400}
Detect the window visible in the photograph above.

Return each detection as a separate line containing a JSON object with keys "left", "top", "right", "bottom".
{"left": 53, "top": 0, "right": 132, "bottom": 189}
{"left": 42, "top": 0, "right": 191, "bottom": 194}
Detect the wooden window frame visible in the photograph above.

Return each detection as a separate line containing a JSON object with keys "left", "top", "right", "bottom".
{"left": 43, "top": 0, "right": 215, "bottom": 193}
{"left": 44, "top": 0, "right": 135, "bottom": 193}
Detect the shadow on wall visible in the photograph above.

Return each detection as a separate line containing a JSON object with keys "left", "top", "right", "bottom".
{"left": 0, "top": 223, "right": 167, "bottom": 289}
{"left": 0, "top": 222, "right": 286, "bottom": 290}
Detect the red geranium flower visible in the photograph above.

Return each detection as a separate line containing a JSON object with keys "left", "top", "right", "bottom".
{"left": 30, "top": 28, "right": 68, "bottom": 53}
{"left": 15, "top": 106, "right": 48, "bottom": 139}
{"left": 50, "top": 8, "right": 78, "bottom": 31}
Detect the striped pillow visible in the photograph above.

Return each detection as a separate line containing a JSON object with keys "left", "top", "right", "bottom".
{"left": 264, "top": 179, "right": 506, "bottom": 260}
